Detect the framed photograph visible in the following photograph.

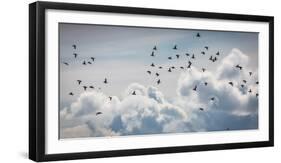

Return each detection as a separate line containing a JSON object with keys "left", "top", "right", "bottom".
{"left": 29, "top": 1, "right": 274, "bottom": 162}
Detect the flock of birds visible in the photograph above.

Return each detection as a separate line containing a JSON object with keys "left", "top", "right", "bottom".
{"left": 62, "top": 32, "right": 259, "bottom": 117}
{"left": 143, "top": 32, "right": 259, "bottom": 112}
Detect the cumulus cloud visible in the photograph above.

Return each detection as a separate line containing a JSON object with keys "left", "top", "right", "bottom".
{"left": 60, "top": 48, "right": 258, "bottom": 139}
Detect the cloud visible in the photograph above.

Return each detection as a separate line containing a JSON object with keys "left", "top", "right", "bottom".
{"left": 60, "top": 48, "right": 258, "bottom": 138}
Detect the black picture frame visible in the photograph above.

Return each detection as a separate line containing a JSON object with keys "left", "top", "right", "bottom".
{"left": 29, "top": 1, "right": 274, "bottom": 162}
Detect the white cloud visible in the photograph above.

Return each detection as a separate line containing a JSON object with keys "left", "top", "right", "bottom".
{"left": 60, "top": 48, "right": 258, "bottom": 138}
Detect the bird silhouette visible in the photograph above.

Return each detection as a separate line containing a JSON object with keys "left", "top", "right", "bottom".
{"left": 83, "top": 61, "right": 86, "bottom": 65}
{"left": 248, "top": 89, "right": 252, "bottom": 93}
{"left": 77, "top": 80, "right": 82, "bottom": 85}
{"left": 73, "top": 53, "right": 78, "bottom": 58}
{"left": 173, "top": 45, "right": 177, "bottom": 50}
{"left": 109, "top": 96, "right": 112, "bottom": 101}
{"left": 204, "top": 46, "right": 209, "bottom": 50}
{"left": 209, "top": 56, "right": 213, "bottom": 61}
{"left": 171, "top": 66, "right": 175, "bottom": 69}
{"left": 104, "top": 78, "right": 108, "bottom": 84}
{"left": 193, "top": 85, "right": 197, "bottom": 91}
{"left": 236, "top": 64, "right": 242, "bottom": 70}
{"left": 210, "top": 97, "right": 215, "bottom": 101}
{"left": 91, "top": 57, "right": 95, "bottom": 62}
{"left": 256, "top": 93, "right": 259, "bottom": 97}
{"left": 196, "top": 33, "right": 200, "bottom": 37}
{"left": 157, "top": 79, "right": 161, "bottom": 85}
{"left": 243, "top": 80, "right": 247, "bottom": 83}
{"left": 63, "top": 62, "right": 69, "bottom": 66}
{"left": 204, "top": 82, "right": 208, "bottom": 86}
{"left": 180, "top": 66, "right": 184, "bottom": 69}
{"left": 132, "top": 91, "right": 136, "bottom": 95}
{"left": 151, "top": 63, "right": 155, "bottom": 67}
{"left": 168, "top": 57, "right": 172, "bottom": 60}
{"left": 72, "top": 44, "right": 76, "bottom": 49}
{"left": 147, "top": 71, "right": 151, "bottom": 75}
{"left": 191, "top": 54, "right": 195, "bottom": 59}
{"left": 185, "top": 53, "right": 190, "bottom": 57}
{"left": 202, "top": 68, "right": 206, "bottom": 72}
{"left": 249, "top": 72, "right": 253, "bottom": 76}
{"left": 241, "top": 84, "right": 245, "bottom": 88}
{"left": 212, "top": 57, "right": 217, "bottom": 62}
{"left": 168, "top": 68, "right": 172, "bottom": 72}
{"left": 153, "top": 46, "right": 157, "bottom": 50}
{"left": 156, "top": 73, "right": 160, "bottom": 77}
{"left": 96, "top": 112, "right": 102, "bottom": 116}
{"left": 88, "top": 61, "right": 92, "bottom": 64}
{"left": 229, "top": 82, "right": 233, "bottom": 86}
{"left": 256, "top": 81, "right": 259, "bottom": 84}
{"left": 89, "top": 86, "right": 94, "bottom": 89}
{"left": 176, "top": 54, "right": 180, "bottom": 59}
{"left": 69, "top": 92, "right": 74, "bottom": 96}
{"left": 199, "top": 108, "right": 204, "bottom": 111}
{"left": 158, "top": 66, "right": 162, "bottom": 69}
{"left": 83, "top": 86, "right": 87, "bottom": 91}
{"left": 216, "top": 51, "right": 220, "bottom": 56}
{"left": 151, "top": 51, "right": 155, "bottom": 57}
{"left": 201, "top": 51, "right": 205, "bottom": 55}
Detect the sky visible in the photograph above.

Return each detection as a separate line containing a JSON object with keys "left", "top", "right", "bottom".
{"left": 59, "top": 23, "right": 259, "bottom": 139}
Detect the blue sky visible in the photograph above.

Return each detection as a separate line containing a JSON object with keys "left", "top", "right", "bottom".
{"left": 59, "top": 23, "right": 259, "bottom": 138}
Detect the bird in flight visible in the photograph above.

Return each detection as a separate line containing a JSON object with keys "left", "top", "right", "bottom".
{"left": 180, "top": 66, "right": 184, "bottom": 69}
{"left": 72, "top": 44, "right": 76, "bottom": 49}
{"left": 243, "top": 80, "right": 247, "bottom": 83}
{"left": 193, "top": 85, "right": 197, "bottom": 91}
{"left": 256, "top": 93, "right": 259, "bottom": 97}
{"left": 83, "top": 61, "right": 86, "bottom": 65}
{"left": 73, "top": 53, "right": 78, "bottom": 58}
{"left": 256, "top": 81, "right": 259, "bottom": 84}
{"left": 202, "top": 68, "right": 206, "bottom": 72}
{"left": 248, "top": 89, "right": 252, "bottom": 93}
{"left": 204, "top": 82, "right": 208, "bottom": 86}
{"left": 191, "top": 54, "right": 195, "bottom": 59}
{"left": 199, "top": 108, "right": 204, "bottom": 111}
{"left": 88, "top": 61, "right": 92, "bottom": 64}
{"left": 204, "top": 46, "right": 209, "bottom": 50}
{"left": 210, "top": 97, "right": 215, "bottom": 101}
{"left": 109, "top": 96, "right": 112, "bottom": 101}
{"left": 171, "top": 66, "right": 175, "bottom": 69}
{"left": 216, "top": 51, "right": 220, "bottom": 56}
{"left": 132, "top": 91, "right": 136, "bottom": 95}
{"left": 168, "top": 57, "right": 172, "bottom": 60}
{"left": 83, "top": 86, "right": 87, "bottom": 91}
{"left": 69, "top": 92, "right": 74, "bottom": 96}
{"left": 156, "top": 73, "right": 160, "bottom": 77}
{"left": 201, "top": 51, "right": 206, "bottom": 55}
{"left": 77, "top": 80, "right": 82, "bottom": 85}
{"left": 212, "top": 57, "right": 217, "bottom": 62}
{"left": 89, "top": 86, "right": 94, "bottom": 89}
{"left": 168, "top": 68, "right": 172, "bottom": 72}
{"left": 241, "top": 84, "right": 245, "bottom": 88}
{"left": 153, "top": 46, "right": 157, "bottom": 50}
{"left": 157, "top": 79, "right": 161, "bottom": 85}
{"left": 236, "top": 64, "right": 242, "bottom": 70}
{"left": 249, "top": 72, "right": 253, "bottom": 76}
{"left": 147, "top": 71, "right": 151, "bottom": 75}
{"left": 104, "top": 78, "right": 108, "bottom": 84}
{"left": 158, "top": 66, "right": 162, "bottom": 69}
{"left": 91, "top": 57, "right": 95, "bottom": 62}
{"left": 151, "top": 63, "right": 155, "bottom": 67}
{"left": 229, "top": 81, "right": 233, "bottom": 86}
{"left": 96, "top": 112, "right": 102, "bottom": 116}
{"left": 176, "top": 54, "right": 180, "bottom": 59}
{"left": 185, "top": 53, "right": 190, "bottom": 57}
{"left": 63, "top": 62, "right": 69, "bottom": 66}
{"left": 209, "top": 56, "right": 213, "bottom": 61}
{"left": 173, "top": 45, "right": 177, "bottom": 50}
{"left": 196, "top": 33, "right": 201, "bottom": 37}
{"left": 151, "top": 51, "right": 155, "bottom": 57}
